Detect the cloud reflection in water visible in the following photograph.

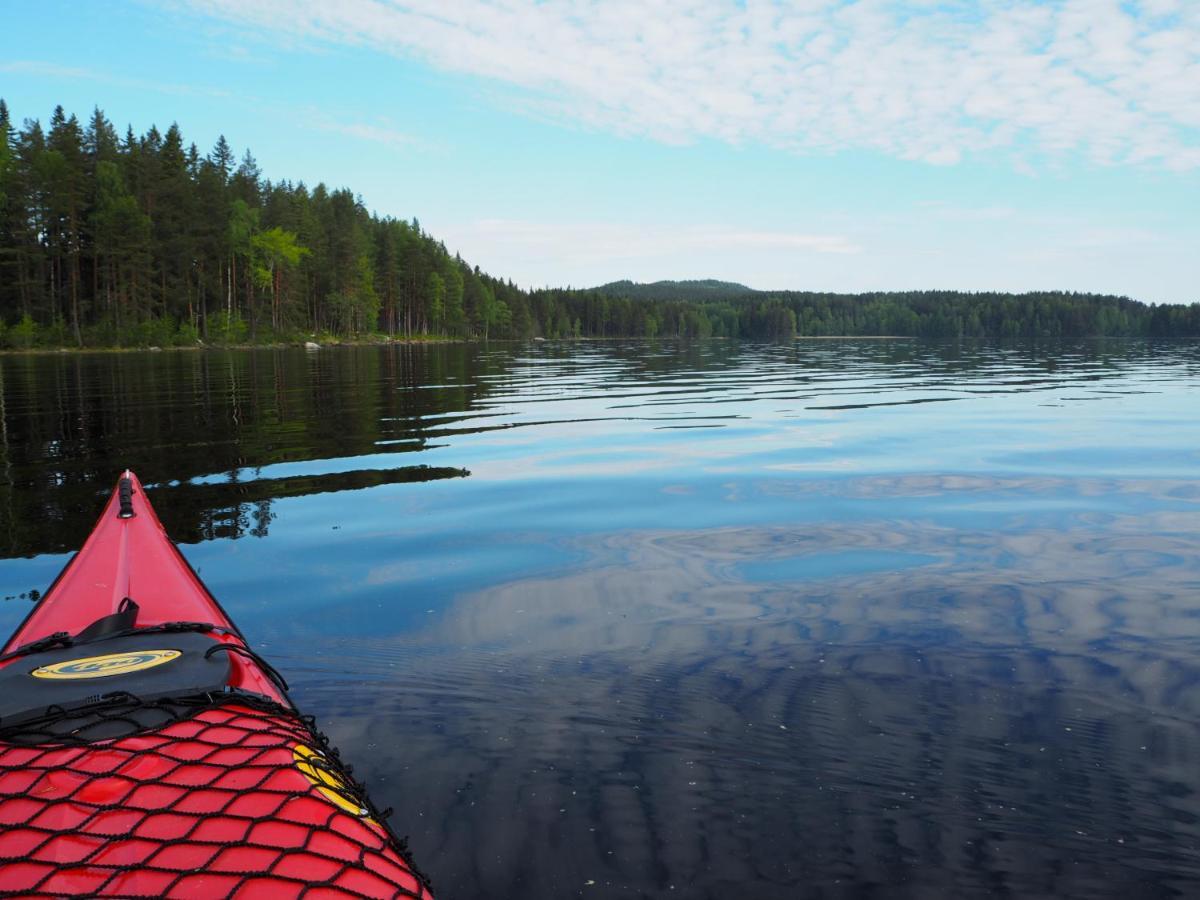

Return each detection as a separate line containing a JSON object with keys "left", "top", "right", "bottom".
{"left": 310, "top": 498, "right": 1200, "bottom": 898}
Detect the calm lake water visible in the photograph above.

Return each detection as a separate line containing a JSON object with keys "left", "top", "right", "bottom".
{"left": 2, "top": 339, "right": 1200, "bottom": 898}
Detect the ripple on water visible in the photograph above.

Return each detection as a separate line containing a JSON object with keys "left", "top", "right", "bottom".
{"left": 2, "top": 339, "right": 1200, "bottom": 897}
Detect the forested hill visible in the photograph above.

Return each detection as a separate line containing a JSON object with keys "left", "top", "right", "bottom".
{"left": 593, "top": 280, "right": 758, "bottom": 302}
{"left": 0, "top": 100, "right": 1197, "bottom": 348}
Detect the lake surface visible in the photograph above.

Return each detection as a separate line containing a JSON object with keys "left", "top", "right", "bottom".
{"left": 1, "top": 339, "right": 1199, "bottom": 898}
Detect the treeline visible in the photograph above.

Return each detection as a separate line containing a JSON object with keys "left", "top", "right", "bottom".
{"left": 0, "top": 100, "right": 512, "bottom": 347}
{"left": 0, "top": 100, "right": 1197, "bottom": 348}
{"left": 519, "top": 288, "right": 1200, "bottom": 340}
{"left": 586, "top": 279, "right": 1200, "bottom": 339}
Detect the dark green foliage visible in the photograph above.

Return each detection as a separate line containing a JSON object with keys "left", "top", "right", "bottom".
{"left": 523, "top": 287, "right": 1200, "bottom": 340}
{"left": 0, "top": 101, "right": 507, "bottom": 346}
{"left": 0, "top": 100, "right": 1196, "bottom": 347}
{"left": 593, "top": 279, "right": 758, "bottom": 302}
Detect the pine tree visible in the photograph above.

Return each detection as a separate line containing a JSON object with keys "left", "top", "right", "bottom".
{"left": 444, "top": 266, "right": 465, "bottom": 336}
{"left": 0, "top": 100, "right": 17, "bottom": 313}
{"left": 427, "top": 271, "right": 445, "bottom": 333}
{"left": 209, "top": 135, "right": 234, "bottom": 183}
{"left": 84, "top": 107, "right": 119, "bottom": 164}
{"left": 155, "top": 123, "right": 194, "bottom": 324}
{"left": 90, "top": 159, "right": 151, "bottom": 332}
{"left": 232, "top": 149, "right": 260, "bottom": 205}
{"left": 47, "top": 107, "right": 88, "bottom": 343}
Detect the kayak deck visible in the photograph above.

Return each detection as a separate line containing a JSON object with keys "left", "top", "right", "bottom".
{"left": 3, "top": 470, "right": 281, "bottom": 701}
{"left": 0, "top": 474, "right": 431, "bottom": 898}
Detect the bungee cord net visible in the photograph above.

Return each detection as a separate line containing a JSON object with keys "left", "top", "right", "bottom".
{"left": 0, "top": 691, "right": 432, "bottom": 899}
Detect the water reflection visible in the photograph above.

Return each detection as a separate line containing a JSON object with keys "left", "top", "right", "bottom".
{"left": 155, "top": 465, "right": 469, "bottom": 543}
{"left": 1, "top": 339, "right": 1197, "bottom": 557}
{"left": 1, "top": 339, "right": 1200, "bottom": 897}
{"left": 307, "top": 511, "right": 1200, "bottom": 897}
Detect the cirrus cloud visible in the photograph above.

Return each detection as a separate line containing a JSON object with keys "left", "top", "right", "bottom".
{"left": 174, "top": 0, "right": 1200, "bottom": 170}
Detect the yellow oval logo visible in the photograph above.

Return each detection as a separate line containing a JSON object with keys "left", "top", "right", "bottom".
{"left": 31, "top": 649, "right": 182, "bottom": 680}
{"left": 294, "top": 745, "right": 371, "bottom": 818}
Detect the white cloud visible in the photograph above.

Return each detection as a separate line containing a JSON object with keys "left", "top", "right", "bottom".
{"left": 0, "top": 59, "right": 231, "bottom": 98}
{"left": 443, "top": 219, "right": 861, "bottom": 271}
{"left": 174, "top": 0, "right": 1200, "bottom": 170}
{"left": 334, "top": 122, "right": 414, "bottom": 148}
{"left": 303, "top": 110, "right": 421, "bottom": 150}
{"left": 0, "top": 61, "right": 96, "bottom": 81}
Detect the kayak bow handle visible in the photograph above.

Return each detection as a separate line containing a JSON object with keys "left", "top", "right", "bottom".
{"left": 118, "top": 475, "right": 135, "bottom": 519}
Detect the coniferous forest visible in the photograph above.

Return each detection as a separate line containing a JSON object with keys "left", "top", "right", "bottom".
{"left": 0, "top": 100, "right": 1197, "bottom": 349}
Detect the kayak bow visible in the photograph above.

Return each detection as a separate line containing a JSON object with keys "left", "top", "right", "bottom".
{"left": 0, "top": 472, "right": 431, "bottom": 898}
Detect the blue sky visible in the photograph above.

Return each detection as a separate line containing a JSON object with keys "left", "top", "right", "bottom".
{"left": 2, "top": 0, "right": 1197, "bottom": 302}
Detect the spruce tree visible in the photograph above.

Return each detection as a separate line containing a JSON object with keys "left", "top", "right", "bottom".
{"left": 209, "top": 135, "right": 233, "bottom": 183}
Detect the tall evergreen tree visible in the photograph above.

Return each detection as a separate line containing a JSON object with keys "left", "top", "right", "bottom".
{"left": 0, "top": 100, "right": 17, "bottom": 314}
{"left": 209, "top": 135, "right": 234, "bottom": 183}
{"left": 46, "top": 106, "right": 88, "bottom": 343}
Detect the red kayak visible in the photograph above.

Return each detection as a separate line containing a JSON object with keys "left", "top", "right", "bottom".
{"left": 0, "top": 472, "right": 432, "bottom": 898}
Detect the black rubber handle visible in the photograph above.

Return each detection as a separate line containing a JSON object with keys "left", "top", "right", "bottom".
{"left": 118, "top": 476, "right": 135, "bottom": 519}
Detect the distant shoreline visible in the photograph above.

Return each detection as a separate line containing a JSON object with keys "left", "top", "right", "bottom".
{"left": 794, "top": 335, "right": 915, "bottom": 340}
{"left": 5, "top": 333, "right": 1193, "bottom": 357}
{"left": 0, "top": 336, "right": 463, "bottom": 356}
